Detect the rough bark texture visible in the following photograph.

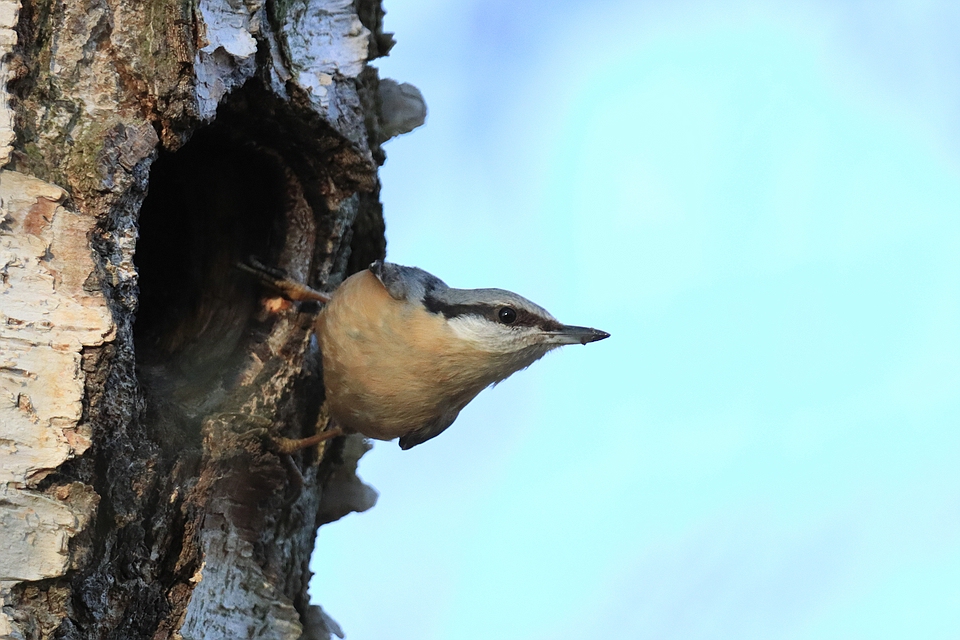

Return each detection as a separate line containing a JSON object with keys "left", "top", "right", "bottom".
{"left": 0, "top": 0, "right": 425, "bottom": 638}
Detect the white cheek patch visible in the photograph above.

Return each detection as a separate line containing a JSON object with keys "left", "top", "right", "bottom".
{"left": 447, "top": 315, "right": 538, "bottom": 353}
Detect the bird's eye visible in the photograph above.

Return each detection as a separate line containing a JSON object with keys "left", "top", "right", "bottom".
{"left": 498, "top": 307, "right": 517, "bottom": 324}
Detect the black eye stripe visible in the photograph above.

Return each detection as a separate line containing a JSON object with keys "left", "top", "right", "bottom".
{"left": 423, "top": 296, "right": 562, "bottom": 331}
{"left": 422, "top": 298, "right": 483, "bottom": 319}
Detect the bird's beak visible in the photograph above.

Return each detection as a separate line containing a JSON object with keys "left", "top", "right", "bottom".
{"left": 543, "top": 325, "right": 611, "bottom": 346}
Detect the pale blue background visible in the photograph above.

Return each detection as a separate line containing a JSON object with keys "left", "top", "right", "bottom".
{"left": 310, "top": 2, "right": 960, "bottom": 638}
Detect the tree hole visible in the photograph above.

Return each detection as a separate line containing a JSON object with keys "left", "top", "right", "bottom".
{"left": 134, "top": 126, "right": 288, "bottom": 442}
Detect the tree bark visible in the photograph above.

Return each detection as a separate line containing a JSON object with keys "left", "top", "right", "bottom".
{"left": 0, "top": 0, "right": 424, "bottom": 637}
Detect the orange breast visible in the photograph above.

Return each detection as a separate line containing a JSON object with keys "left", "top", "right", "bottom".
{"left": 317, "top": 270, "right": 491, "bottom": 440}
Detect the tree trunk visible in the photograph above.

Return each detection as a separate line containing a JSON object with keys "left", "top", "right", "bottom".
{"left": 0, "top": 0, "right": 424, "bottom": 637}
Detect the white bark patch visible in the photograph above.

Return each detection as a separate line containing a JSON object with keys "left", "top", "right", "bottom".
{"left": 283, "top": 0, "right": 370, "bottom": 80}
{"left": 281, "top": 0, "right": 371, "bottom": 132}
{"left": 195, "top": 0, "right": 264, "bottom": 120}
{"left": 0, "top": 171, "right": 115, "bottom": 485}
{"left": 0, "top": 483, "right": 98, "bottom": 636}
{"left": 0, "top": 170, "right": 112, "bottom": 636}
{"left": 0, "top": 483, "right": 98, "bottom": 580}
{"left": 0, "top": 0, "right": 19, "bottom": 167}
{"left": 179, "top": 514, "right": 306, "bottom": 640}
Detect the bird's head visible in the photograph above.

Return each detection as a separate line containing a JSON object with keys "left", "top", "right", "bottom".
{"left": 370, "top": 261, "right": 609, "bottom": 379}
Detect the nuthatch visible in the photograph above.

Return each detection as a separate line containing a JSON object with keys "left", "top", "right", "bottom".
{"left": 245, "top": 260, "right": 609, "bottom": 450}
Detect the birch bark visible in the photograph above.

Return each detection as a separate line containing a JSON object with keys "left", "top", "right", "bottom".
{"left": 0, "top": 1, "right": 423, "bottom": 637}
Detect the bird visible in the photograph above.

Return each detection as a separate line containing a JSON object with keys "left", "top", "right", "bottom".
{"left": 242, "top": 259, "right": 609, "bottom": 450}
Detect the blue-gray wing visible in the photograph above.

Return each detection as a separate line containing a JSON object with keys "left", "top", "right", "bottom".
{"left": 369, "top": 261, "right": 448, "bottom": 303}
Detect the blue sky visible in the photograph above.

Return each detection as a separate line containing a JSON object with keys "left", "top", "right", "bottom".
{"left": 310, "top": 2, "right": 960, "bottom": 638}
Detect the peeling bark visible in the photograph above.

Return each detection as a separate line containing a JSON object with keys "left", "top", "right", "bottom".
{"left": 0, "top": 0, "right": 423, "bottom": 638}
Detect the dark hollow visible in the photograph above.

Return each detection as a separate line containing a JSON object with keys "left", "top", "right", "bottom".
{"left": 134, "top": 127, "right": 287, "bottom": 444}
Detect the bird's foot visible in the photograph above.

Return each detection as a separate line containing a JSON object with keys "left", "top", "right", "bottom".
{"left": 268, "top": 427, "right": 345, "bottom": 454}
{"left": 238, "top": 257, "right": 332, "bottom": 303}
